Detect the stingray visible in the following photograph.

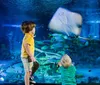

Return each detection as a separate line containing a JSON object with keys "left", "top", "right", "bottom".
{"left": 48, "top": 7, "right": 82, "bottom": 37}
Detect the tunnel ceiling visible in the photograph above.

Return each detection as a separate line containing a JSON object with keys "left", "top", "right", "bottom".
{"left": 0, "top": 0, "right": 100, "bottom": 24}
{"left": 0, "top": 0, "right": 71, "bottom": 24}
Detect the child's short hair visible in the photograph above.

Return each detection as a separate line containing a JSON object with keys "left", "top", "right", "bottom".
{"left": 21, "top": 21, "right": 36, "bottom": 34}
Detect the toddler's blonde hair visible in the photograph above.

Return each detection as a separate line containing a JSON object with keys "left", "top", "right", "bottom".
{"left": 61, "top": 54, "right": 72, "bottom": 67}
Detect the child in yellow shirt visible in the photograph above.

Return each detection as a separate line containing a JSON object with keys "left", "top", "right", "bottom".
{"left": 21, "top": 21, "right": 39, "bottom": 85}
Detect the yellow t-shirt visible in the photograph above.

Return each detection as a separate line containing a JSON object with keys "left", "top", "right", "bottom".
{"left": 21, "top": 33, "right": 34, "bottom": 58}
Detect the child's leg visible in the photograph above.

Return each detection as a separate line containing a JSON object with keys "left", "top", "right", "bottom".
{"left": 29, "top": 61, "right": 39, "bottom": 84}
{"left": 21, "top": 58, "right": 30, "bottom": 85}
{"left": 25, "top": 71, "right": 30, "bottom": 85}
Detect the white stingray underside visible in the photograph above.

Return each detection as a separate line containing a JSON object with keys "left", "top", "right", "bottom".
{"left": 48, "top": 7, "right": 82, "bottom": 36}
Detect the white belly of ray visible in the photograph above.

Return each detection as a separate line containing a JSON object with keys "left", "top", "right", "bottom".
{"left": 49, "top": 7, "right": 82, "bottom": 36}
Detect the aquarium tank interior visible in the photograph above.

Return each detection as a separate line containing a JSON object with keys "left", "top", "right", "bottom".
{"left": 0, "top": 0, "right": 100, "bottom": 84}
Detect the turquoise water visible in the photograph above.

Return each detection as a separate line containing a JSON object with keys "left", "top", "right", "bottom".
{"left": 0, "top": 33, "right": 100, "bottom": 84}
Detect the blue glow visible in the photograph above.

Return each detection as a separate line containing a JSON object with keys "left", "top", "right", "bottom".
{"left": 0, "top": 77, "right": 4, "bottom": 82}
{"left": 2, "top": 24, "right": 20, "bottom": 28}
{"left": 86, "top": 21, "right": 100, "bottom": 23}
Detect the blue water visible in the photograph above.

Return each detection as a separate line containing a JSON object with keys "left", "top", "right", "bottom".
{"left": 0, "top": 0, "right": 100, "bottom": 84}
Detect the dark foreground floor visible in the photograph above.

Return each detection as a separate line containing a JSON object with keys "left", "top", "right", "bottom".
{"left": 0, "top": 83, "right": 100, "bottom": 85}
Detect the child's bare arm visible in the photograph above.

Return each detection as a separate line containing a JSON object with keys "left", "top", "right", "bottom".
{"left": 23, "top": 42, "right": 36, "bottom": 62}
